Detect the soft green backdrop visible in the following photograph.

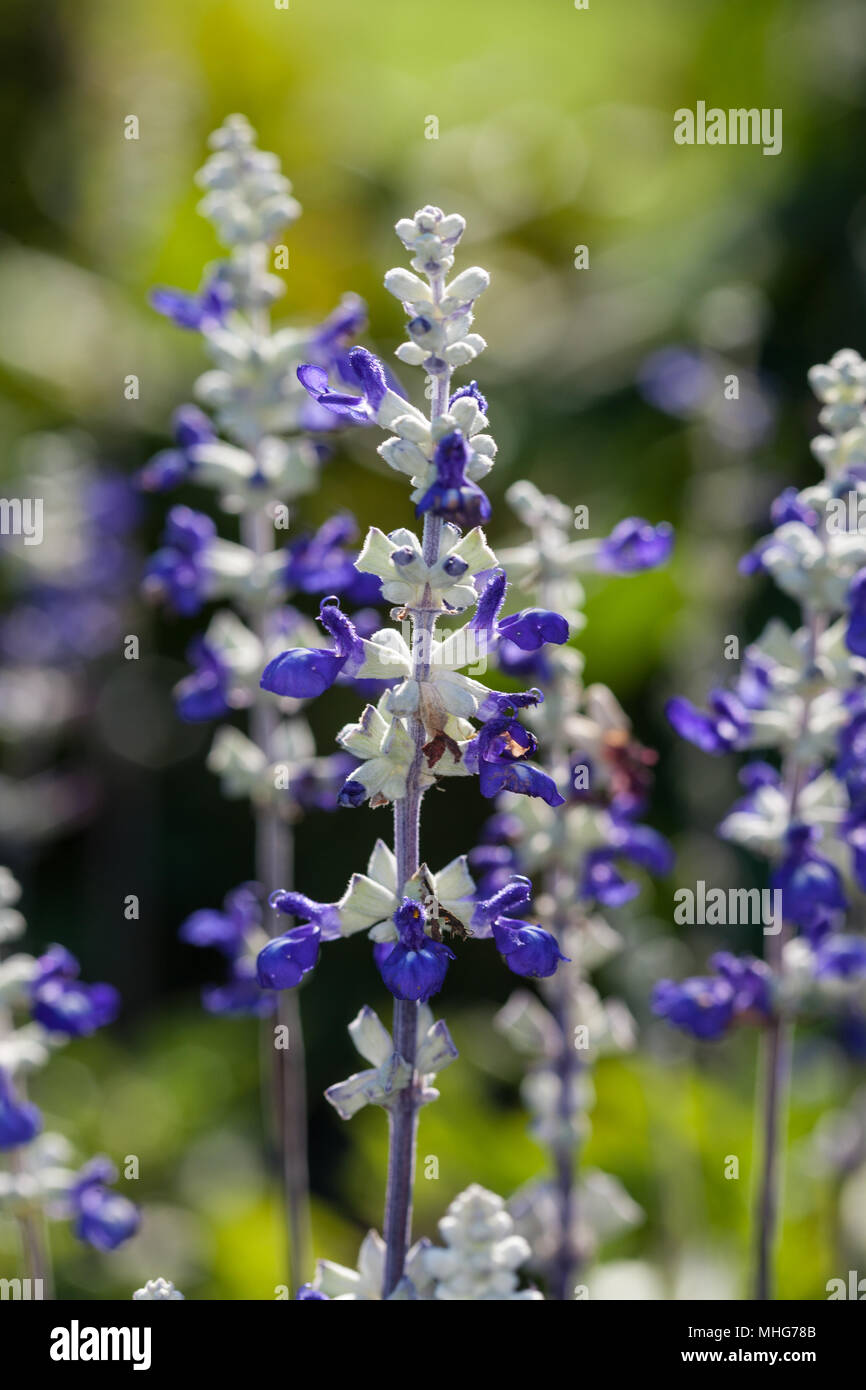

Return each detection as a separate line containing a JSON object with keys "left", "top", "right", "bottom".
{"left": 1, "top": 0, "right": 866, "bottom": 1298}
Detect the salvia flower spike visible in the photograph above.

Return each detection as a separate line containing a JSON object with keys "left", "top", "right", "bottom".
{"left": 262, "top": 204, "right": 573, "bottom": 1297}
{"left": 661, "top": 348, "right": 866, "bottom": 1299}
{"left": 142, "top": 114, "right": 382, "bottom": 1291}
{"left": 487, "top": 480, "right": 672, "bottom": 1298}
{"left": 0, "top": 870, "right": 138, "bottom": 1295}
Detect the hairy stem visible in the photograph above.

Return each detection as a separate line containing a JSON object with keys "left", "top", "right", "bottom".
{"left": 382, "top": 320, "right": 450, "bottom": 1293}
{"left": 243, "top": 505, "right": 311, "bottom": 1294}
{"left": 381, "top": 515, "right": 439, "bottom": 1296}
{"left": 753, "top": 1011, "right": 791, "bottom": 1300}
{"left": 752, "top": 612, "right": 822, "bottom": 1300}
{"left": 11, "top": 1165, "right": 53, "bottom": 1299}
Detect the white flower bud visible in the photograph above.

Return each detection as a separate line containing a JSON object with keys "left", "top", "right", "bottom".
{"left": 383, "top": 268, "right": 432, "bottom": 304}
{"left": 444, "top": 267, "right": 490, "bottom": 303}
{"left": 132, "top": 1278, "right": 184, "bottom": 1301}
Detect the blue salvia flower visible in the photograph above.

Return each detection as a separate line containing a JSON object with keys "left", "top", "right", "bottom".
{"left": 375, "top": 900, "right": 455, "bottom": 1002}
{"left": 595, "top": 517, "right": 673, "bottom": 573}
{"left": 151, "top": 267, "right": 233, "bottom": 333}
{"left": 67, "top": 1157, "right": 141, "bottom": 1251}
{"left": 29, "top": 947, "right": 120, "bottom": 1038}
{"left": 260, "top": 597, "right": 366, "bottom": 698}
{"left": 180, "top": 882, "right": 275, "bottom": 1017}
{"left": 0, "top": 1067, "right": 42, "bottom": 1150}
{"left": 0, "top": 870, "right": 138, "bottom": 1259}
{"left": 652, "top": 953, "right": 772, "bottom": 1040}
{"left": 484, "top": 479, "right": 672, "bottom": 1298}
{"left": 660, "top": 347, "right": 866, "bottom": 1300}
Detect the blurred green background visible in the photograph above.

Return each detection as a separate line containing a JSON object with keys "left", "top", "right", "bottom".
{"left": 2, "top": 0, "right": 866, "bottom": 1298}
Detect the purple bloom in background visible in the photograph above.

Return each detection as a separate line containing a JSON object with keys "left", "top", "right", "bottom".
{"left": 0, "top": 1068, "right": 42, "bottom": 1150}
{"left": 769, "top": 486, "right": 818, "bottom": 530}
{"left": 138, "top": 405, "right": 216, "bottom": 494}
{"left": 202, "top": 958, "right": 275, "bottom": 1017}
{"left": 771, "top": 825, "right": 848, "bottom": 933}
{"left": 837, "top": 699, "right": 866, "bottom": 813}
{"left": 377, "top": 899, "right": 454, "bottom": 1002}
{"left": 654, "top": 952, "right": 774, "bottom": 1039}
{"left": 151, "top": 269, "right": 233, "bottom": 333}
{"left": 33, "top": 944, "right": 80, "bottom": 983}
{"left": 582, "top": 850, "right": 640, "bottom": 906}
{"left": 666, "top": 689, "right": 751, "bottom": 755}
{"left": 257, "top": 924, "right": 322, "bottom": 990}
{"left": 497, "top": 608, "right": 570, "bottom": 652}
{"left": 68, "top": 1157, "right": 140, "bottom": 1251}
{"left": 814, "top": 935, "right": 866, "bottom": 980}
{"left": 144, "top": 506, "right": 217, "bottom": 616}
{"left": 296, "top": 1283, "right": 330, "bottom": 1300}
{"left": 469, "top": 813, "right": 524, "bottom": 895}
{"left": 284, "top": 515, "right": 382, "bottom": 605}
{"left": 261, "top": 597, "right": 365, "bottom": 699}
{"left": 416, "top": 431, "right": 491, "bottom": 531}
{"left": 492, "top": 918, "right": 567, "bottom": 978}
{"left": 180, "top": 882, "right": 261, "bottom": 957}
{"left": 597, "top": 518, "right": 673, "bottom": 573}
{"left": 496, "top": 640, "right": 552, "bottom": 684}
{"left": 637, "top": 346, "right": 715, "bottom": 418}
{"left": 28, "top": 946, "right": 120, "bottom": 1038}
{"left": 652, "top": 976, "right": 736, "bottom": 1040}
{"left": 307, "top": 294, "right": 369, "bottom": 375}
{"left": 175, "top": 637, "right": 232, "bottom": 723}
{"left": 606, "top": 813, "right": 674, "bottom": 877}
{"left": 31, "top": 979, "right": 119, "bottom": 1039}
{"left": 735, "top": 652, "right": 774, "bottom": 710}
{"left": 846, "top": 569, "right": 866, "bottom": 657}
{"left": 297, "top": 347, "right": 389, "bottom": 426}
{"left": 710, "top": 952, "right": 772, "bottom": 1018}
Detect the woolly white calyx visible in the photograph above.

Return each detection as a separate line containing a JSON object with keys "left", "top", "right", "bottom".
{"left": 337, "top": 698, "right": 472, "bottom": 808}
{"left": 325, "top": 1004, "right": 458, "bottom": 1121}
{"left": 132, "top": 1277, "right": 185, "bottom": 1301}
{"left": 196, "top": 113, "right": 300, "bottom": 252}
{"left": 206, "top": 726, "right": 268, "bottom": 799}
{"left": 421, "top": 1185, "right": 543, "bottom": 1300}
{"left": 508, "top": 1171, "right": 643, "bottom": 1272}
{"left": 0, "top": 1022, "right": 58, "bottom": 1076}
{"left": 336, "top": 838, "right": 476, "bottom": 940}
{"left": 355, "top": 524, "right": 496, "bottom": 610}
{"left": 0, "top": 868, "right": 24, "bottom": 945}
{"left": 720, "top": 770, "right": 846, "bottom": 857}
{"left": 312, "top": 1229, "right": 434, "bottom": 1300}
{"left": 378, "top": 406, "right": 496, "bottom": 502}
{"left": 809, "top": 349, "right": 866, "bottom": 439}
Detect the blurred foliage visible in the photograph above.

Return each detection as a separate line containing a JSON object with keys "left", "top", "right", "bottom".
{"left": 1, "top": 0, "right": 866, "bottom": 1297}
